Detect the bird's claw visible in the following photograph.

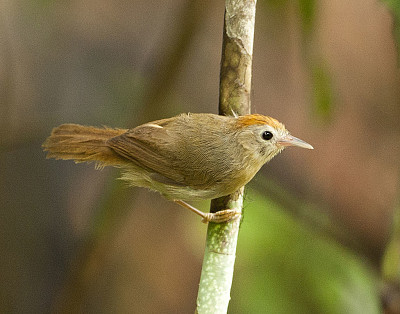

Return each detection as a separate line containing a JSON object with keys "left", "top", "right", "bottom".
{"left": 201, "top": 209, "right": 241, "bottom": 224}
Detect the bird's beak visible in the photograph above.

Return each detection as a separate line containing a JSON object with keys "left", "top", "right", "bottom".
{"left": 278, "top": 135, "right": 314, "bottom": 149}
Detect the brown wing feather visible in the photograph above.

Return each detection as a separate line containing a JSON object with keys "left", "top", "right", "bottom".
{"left": 107, "top": 119, "right": 186, "bottom": 185}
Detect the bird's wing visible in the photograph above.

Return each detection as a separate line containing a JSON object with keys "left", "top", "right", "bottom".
{"left": 106, "top": 117, "right": 186, "bottom": 185}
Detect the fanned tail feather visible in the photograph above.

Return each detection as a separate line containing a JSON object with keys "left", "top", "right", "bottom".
{"left": 42, "top": 124, "right": 128, "bottom": 167}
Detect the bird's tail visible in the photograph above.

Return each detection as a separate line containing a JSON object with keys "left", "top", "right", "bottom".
{"left": 42, "top": 124, "right": 128, "bottom": 167}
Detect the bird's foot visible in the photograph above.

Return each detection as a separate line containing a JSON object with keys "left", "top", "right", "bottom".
{"left": 201, "top": 209, "right": 241, "bottom": 224}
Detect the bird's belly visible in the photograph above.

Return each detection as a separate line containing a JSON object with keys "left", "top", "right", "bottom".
{"left": 121, "top": 162, "right": 260, "bottom": 201}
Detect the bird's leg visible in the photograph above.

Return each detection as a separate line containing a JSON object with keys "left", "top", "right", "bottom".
{"left": 173, "top": 200, "right": 241, "bottom": 224}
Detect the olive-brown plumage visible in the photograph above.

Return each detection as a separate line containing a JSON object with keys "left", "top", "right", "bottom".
{"left": 43, "top": 113, "right": 313, "bottom": 223}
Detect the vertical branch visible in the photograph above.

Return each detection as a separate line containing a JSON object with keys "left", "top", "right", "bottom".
{"left": 196, "top": 0, "right": 257, "bottom": 313}
{"left": 219, "top": 0, "right": 255, "bottom": 116}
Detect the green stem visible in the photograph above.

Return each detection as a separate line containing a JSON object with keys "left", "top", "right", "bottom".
{"left": 196, "top": 191, "right": 243, "bottom": 313}
{"left": 196, "top": 0, "right": 257, "bottom": 312}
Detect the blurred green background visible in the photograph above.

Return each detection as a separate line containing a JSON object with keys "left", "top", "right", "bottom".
{"left": 1, "top": 0, "right": 400, "bottom": 313}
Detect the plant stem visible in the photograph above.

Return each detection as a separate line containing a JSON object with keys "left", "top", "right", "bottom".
{"left": 196, "top": 0, "right": 257, "bottom": 313}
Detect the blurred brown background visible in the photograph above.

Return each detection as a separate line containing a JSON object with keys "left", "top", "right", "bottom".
{"left": 1, "top": 0, "right": 399, "bottom": 313}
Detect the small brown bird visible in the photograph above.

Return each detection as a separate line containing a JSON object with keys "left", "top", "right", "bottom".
{"left": 42, "top": 113, "right": 313, "bottom": 223}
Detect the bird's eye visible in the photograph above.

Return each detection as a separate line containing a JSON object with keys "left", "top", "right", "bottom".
{"left": 262, "top": 131, "right": 273, "bottom": 140}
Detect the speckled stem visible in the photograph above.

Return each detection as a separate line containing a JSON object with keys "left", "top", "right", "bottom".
{"left": 196, "top": 191, "right": 244, "bottom": 313}
{"left": 196, "top": 0, "right": 257, "bottom": 313}
{"left": 219, "top": 0, "right": 256, "bottom": 116}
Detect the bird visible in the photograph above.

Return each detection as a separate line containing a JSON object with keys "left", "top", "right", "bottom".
{"left": 42, "top": 113, "right": 313, "bottom": 223}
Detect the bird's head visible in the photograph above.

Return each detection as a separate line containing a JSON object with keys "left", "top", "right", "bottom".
{"left": 235, "top": 114, "right": 313, "bottom": 165}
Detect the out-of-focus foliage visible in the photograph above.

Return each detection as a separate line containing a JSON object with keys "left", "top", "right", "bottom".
{"left": 382, "top": 0, "right": 400, "bottom": 59}
{"left": 382, "top": 206, "right": 400, "bottom": 283}
{"left": 298, "top": 0, "right": 316, "bottom": 33}
{"left": 230, "top": 185, "right": 380, "bottom": 313}
{"left": 378, "top": 3, "right": 400, "bottom": 311}
{"left": 298, "top": 0, "right": 334, "bottom": 123}
{"left": 312, "top": 63, "right": 334, "bottom": 122}
{"left": 264, "top": 0, "right": 316, "bottom": 30}
{"left": 264, "top": 0, "right": 335, "bottom": 122}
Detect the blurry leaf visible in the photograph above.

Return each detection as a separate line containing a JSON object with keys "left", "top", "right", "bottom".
{"left": 312, "top": 64, "right": 334, "bottom": 122}
{"left": 382, "top": 0, "right": 400, "bottom": 60}
{"left": 299, "top": 0, "right": 316, "bottom": 33}
{"left": 382, "top": 205, "right": 400, "bottom": 283}
{"left": 231, "top": 188, "right": 380, "bottom": 314}
{"left": 261, "top": 0, "right": 316, "bottom": 27}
